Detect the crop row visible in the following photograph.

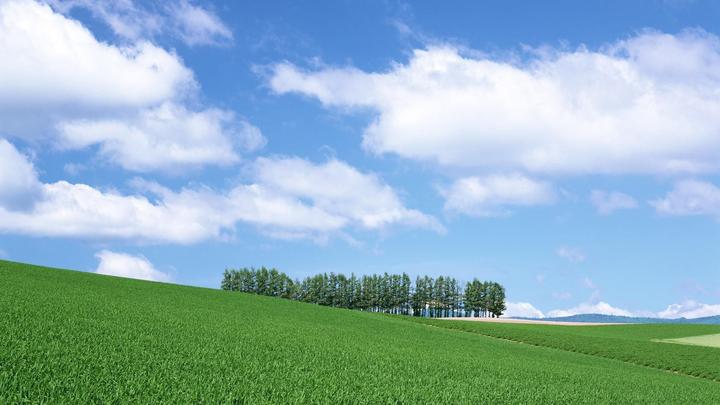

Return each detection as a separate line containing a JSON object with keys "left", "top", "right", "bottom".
{"left": 2, "top": 260, "right": 719, "bottom": 403}
{"left": 411, "top": 318, "right": 720, "bottom": 381}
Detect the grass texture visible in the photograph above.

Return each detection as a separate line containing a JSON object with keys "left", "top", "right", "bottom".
{"left": 413, "top": 317, "right": 720, "bottom": 380}
{"left": 659, "top": 333, "right": 720, "bottom": 349}
{"left": 1, "top": 259, "right": 719, "bottom": 403}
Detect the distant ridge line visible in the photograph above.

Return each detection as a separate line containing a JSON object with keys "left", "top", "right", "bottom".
{"left": 513, "top": 313, "right": 720, "bottom": 325}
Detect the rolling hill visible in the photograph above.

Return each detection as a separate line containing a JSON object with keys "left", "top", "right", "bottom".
{"left": 1, "top": 259, "right": 719, "bottom": 403}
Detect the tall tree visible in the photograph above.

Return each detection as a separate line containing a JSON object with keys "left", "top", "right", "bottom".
{"left": 488, "top": 282, "right": 507, "bottom": 318}
{"left": 222, "top": 268, "right": 505, "bottom": 319}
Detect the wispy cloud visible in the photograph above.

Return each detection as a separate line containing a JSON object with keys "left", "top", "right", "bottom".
{"left": 590, "top": 190, "right": 638, "bottom": 215}
{"left": 651, "top": 179, "right": 720, "bottom": 218}
{"left": 48, "top": 0, "right": 233, "bottom": 46}
{"left": 556, "top": 246, "right": 586, "bottom": 263}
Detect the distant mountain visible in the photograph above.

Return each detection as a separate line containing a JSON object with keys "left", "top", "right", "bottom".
{"left": 517, "top": 313, "right": 720, "bottom": 324}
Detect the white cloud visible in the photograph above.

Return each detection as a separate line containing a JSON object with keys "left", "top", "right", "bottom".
{"left": 556, "top": 246, "right": 586, "bottom": 263}
{"left": 657, "top": 300, "right": 720, "bottom": 319}
{"left": 0, "top": 0, "right": 252, "bottom": 172}
{"left": 0, "top": 180, "right": 235, "bottom": 244}
{"left": 0, "top": 0, "right": 194, "bottom": 136}
{"left": 0, "top": 140, "right": 439, "bottom": 243}
{"left": 590, "top": 190, "right": 638, "bottom": 215}
{"left": 63, "top": 163, "right": 86, "bottom": 176}
{"left": 254, "top": 157, "right": 443, "bottom": 232}
{"left": 441, "top": 174, "right": 554, "bottom": 217}
{"left": 0, "top": 179, "right": 338, "bottom": 244}
{"left": 502, "top": 302, "right": 545, "bottom": 318}
{"left": 547, "top": 301, "right": 634, "bottom": 318}
{"left": 506, "top": 299, "right": 720, "bottom": 320}
{"left": 57, "top": 103, "right": 263, "bottom": 172}
{"left": 0, "top": 139, "right": 41, "bottom": 210}
{"left": 48, "top": 0, "right": 232, "bottom": 46}
{"left": 271, "top": 30, "right": 720, "bottom": 175}
{"left": 651, "top": 179, "right": 720, "bottom": 218}
{"left": 47, "top": 0, "right": 160, "bottom": 41}
{"left": 169, "top": 0, "right": 233, "bottom": 46}
{"left": 94, "top": 250, "right": 171, "bottom": 282}
{"left": 236, "top": 122, "right": 267, "bottom": 153}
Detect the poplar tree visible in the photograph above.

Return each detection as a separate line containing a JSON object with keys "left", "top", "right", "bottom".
{"left": 222, "top": 268, "right": 506, "bottom": 319}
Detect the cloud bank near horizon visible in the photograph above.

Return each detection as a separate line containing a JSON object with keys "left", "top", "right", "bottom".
{"left": 504, "top": 299, "right": 720, "bottom": 320}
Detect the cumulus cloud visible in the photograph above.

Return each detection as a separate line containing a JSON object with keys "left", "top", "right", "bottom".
{"left": 517, "top": 299, "right": 720, "bottom": 320}
{"left": 502, "top": 302, "right": 545, "bottom": 318}
{"left": 57, "top": 103, "right": 264, "bottom": 172}
{"left": 0, "top": 0, "right": 250, "bottom": 172}
{"left": 547, "top": 301, "right": 634, "bottom": 318}
{"left": 441, "top": 174, "right": 554, "bottom": 217}
{"left": 254, "top": 157, "right": 443, "bottom": 232}
{"left": 556, "top": 246, "right": 586, "bottom": 263}
{"left": 48, "top": 0, "right": 232, "bottom": 46}
{"left": 0, "top": 0, "right": 194, "bottom": 135}
{"left": 651, "top": 179, "right": 720, "bottom": 218}
{"left": 590, "top": 190, "right": 638, "bottom": 215}
{"left": 0, "top": 139, "right": 42, "bottom": 210}
{"left": 0, "top": 140, "right": 439, "bottom": 243}
{"left": 95, "top": 250, "right": 171, "bottom": 282}
{"left": 657, "top": 300, "right": 720, "bottom": 319}
{"left": 0, "top": 180, "right": 235, "bottom": 244}
{"left": 271, "top": 30, "right": 720, "bottom": 175}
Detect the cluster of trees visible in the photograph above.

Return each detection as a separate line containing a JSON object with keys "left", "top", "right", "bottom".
{"left": 221, "top": 268, "right": 506, "bottom": 317}
{"left": 221, "top": 267, "right": 295, "bottom": 299}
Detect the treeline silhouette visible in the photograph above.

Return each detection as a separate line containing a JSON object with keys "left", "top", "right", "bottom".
{"left": 221, "top": 267, "right": 506, "bottom": 317}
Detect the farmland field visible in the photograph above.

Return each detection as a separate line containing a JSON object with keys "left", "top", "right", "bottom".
{"left": 1, "top": 259, "right": 720, "bottom": 403}
{"left": 413, "top": 317, "right": 720, "bottom": 380}
{"left": 659, "top": 333, "right": 720, "bottom": 349}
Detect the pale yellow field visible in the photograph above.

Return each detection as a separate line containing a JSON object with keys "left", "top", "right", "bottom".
{"left": 658, "top": 333, "right": 720, "bottom": 348}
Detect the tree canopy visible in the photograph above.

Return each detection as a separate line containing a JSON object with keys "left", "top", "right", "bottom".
{"left": 222, "top": 268, "right": 506, "bottom": 318}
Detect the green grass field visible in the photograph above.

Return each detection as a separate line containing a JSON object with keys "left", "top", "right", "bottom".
{"left": 413, "top": 317, "right": 720, "bottom": 380}
{"left": 660, "top": 333, "right": 720, "bottom": 349}
{"left": 2, "top": 259, "right": 720, "bottom": 403}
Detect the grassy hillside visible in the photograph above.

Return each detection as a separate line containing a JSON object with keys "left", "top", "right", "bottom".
{"left": 413, "top": 318, "right": 720, "bottom": 380}
{"left": 661, "top": 333, "right": 720, "bottom": 348}
{"left": 1, "top": 260, "right": 719, "bottom": 403}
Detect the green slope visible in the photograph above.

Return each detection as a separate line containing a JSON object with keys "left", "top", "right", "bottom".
{"left": 660, "top": 333, "right": 720, "bottom": 348}
{"left": 1, "top": 260, "right": 719, "bottom": 403}
{"left": 413, "top": 318, "right": 720, "bottom": 380}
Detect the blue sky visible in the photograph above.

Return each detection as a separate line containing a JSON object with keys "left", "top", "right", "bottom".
{"left": 2, "top": 0, "right": 720, "bottom": 318}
